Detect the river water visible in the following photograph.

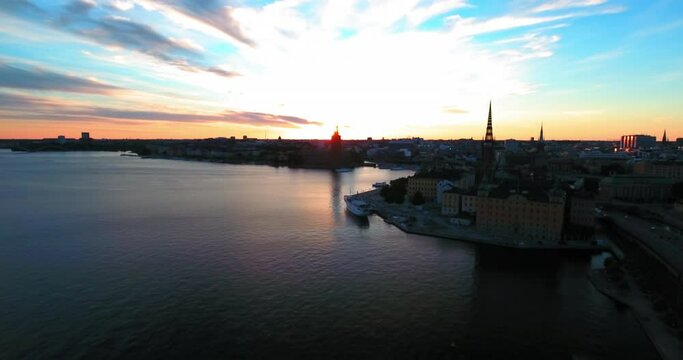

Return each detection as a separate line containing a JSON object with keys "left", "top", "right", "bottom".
{"left": 0, "top": 151, "right": 657, "bottom": 359}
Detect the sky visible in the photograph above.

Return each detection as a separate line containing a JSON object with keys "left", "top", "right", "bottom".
{"left": 0, "top": 0, "right": 682, "bottom": 140}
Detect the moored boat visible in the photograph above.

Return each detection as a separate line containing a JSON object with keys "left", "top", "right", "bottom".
{"left": 344, "top": 195, "right": 371, "bottom": 216}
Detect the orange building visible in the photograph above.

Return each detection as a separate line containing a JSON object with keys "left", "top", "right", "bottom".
{"left": 476, "top": 185, "right": 566, "bottom": 244}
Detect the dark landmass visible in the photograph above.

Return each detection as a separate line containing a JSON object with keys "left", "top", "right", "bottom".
{"left": 0, "top": 138, "right": 369, "bottom": 169}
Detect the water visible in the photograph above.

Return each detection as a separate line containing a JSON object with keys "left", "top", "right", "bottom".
{"left": 0, "top": 151, "right": 657, "bottom": 359}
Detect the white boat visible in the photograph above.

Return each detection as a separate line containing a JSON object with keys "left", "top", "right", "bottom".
{"left": 344, "top": 195, "right": 371, "bottom": 216}
{"left": 372, "top": 182, "right": 387, "bottom": 188}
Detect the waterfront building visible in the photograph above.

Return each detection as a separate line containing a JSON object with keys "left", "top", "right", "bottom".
{"left": 80, "top": 132, "right": 90, "bottom": 141}
{"left": 57, "top": 135, "right": 66, "bottom": 145}
{"left": 476, "top": 184, "right": 566, "bottom": 243}
{"left": 441, "top": 188, "right": 478, "bottom": 216}
{"left": 619, "top": 134, "right": 656, "bottom": 150}
{"left": 407, "top": 170, "right": 474, "bottom": 202}
{"left": 569, "top": 192, "right": 596, "bottom": 228}
{"left": 599, "top": 175, "right": 676, "bottom": 202}
{"left": 462, "top": 193, "right": 478, "bottom": 214}
{"left": 436, "top": 180, "right": 454, "bottom": 204}
{"left": 441, "top": 188, "right": 462, "bottom": 215}
{"left": 633, "top": 160, "right": 683, "bottom": 180}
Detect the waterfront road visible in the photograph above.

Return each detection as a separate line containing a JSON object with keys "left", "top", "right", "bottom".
{"left": 609, "top": 211, "right": 683, "bottom": 281}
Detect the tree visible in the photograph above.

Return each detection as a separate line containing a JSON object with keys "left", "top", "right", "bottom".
{"left": 380, "top": 177, "right": 408, "bottom": 204}
{"left": 411, "top": 191, "right": 425, "bottom": 206}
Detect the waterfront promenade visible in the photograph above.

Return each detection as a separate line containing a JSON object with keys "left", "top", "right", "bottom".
{"left": 349, "top": 190, "right": 608, "bottom": 251}
{"left": 589, "top": 269, "right": 683, "bottom": 360}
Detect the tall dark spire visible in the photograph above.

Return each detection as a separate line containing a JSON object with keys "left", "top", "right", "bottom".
{"left": 539, "top": 123, "right": 544, "bottom": 143}
{"left": 479, "top": 101, "right": 496, "bottom": 183}
{"left": 484, "top": 100, "right": 494, "bottom": 142}
{"left": 662, "top": 129, "right": 668, "bottom": 143}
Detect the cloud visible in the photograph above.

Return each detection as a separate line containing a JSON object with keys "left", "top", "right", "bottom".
{"left": 0, "top": 0, "right": 44, "bottom": 18}
{"left": 138, "top": 0, "right": 255, "bottom": 46}
{"left": 576, "top": 50, "right": 622, "bottom": 66}
{"left": 0, "top": 0, "right": 236, "bottom": 78}
{"left": 109, "top": 0, "right": 134, "bottom": 11}
{"left": 532, "top": 0, "right": 607, "bottom": 13}
{"left": 633, "top": 19, "right": 683, "bottom": 38}
{"left": 0, "top": 92, "right": 321, "bottom": 128}
{"left": 449, "top": 13, "right": 573, "bottom": 37}
{"left": 0, "top": 61, "right": 122, "bottom": 94}
{"left": 56, "top": 1, "right": 201, "bottom": 61}
{"left": 204, "top": 67, "right": 241, "bottom": 78}
{"left": 444, "top": 107, "right": 468, "bottom": 114}
{"left": 407, "top": 0, "right": 471, "bottom": 27}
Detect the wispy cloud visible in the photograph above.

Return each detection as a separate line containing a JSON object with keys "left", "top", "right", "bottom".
{"left": 0, "top": 61, "right": 122, "bottom": 94}
{"left": 449, "top": 13, "right": 572, "bottom": 37}
{"left": 444, "top": 106, "right": 469, "bottom": 114}
{"left": 136, "top": 0, "right": 255, "bottom": 46}
{"left": 576, "top": 49, "right": 623, "bottom": 65}
{"left": 633, "top": 19, "right": 683, "bottom": 39}
{"left": 0, "top": 0, "right": 237, "bottom": 78}
{"left": 0, "top": 92, "right": 321, "bottom": 128}
{"left": 532, "top": 0, "right": 606, "bottom": 13}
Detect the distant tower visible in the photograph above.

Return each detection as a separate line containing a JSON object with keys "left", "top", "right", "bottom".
{"left": 537, "top": 123, "right": 545, "bottom": 152}
{"left": 662, "top": 129, "right": 668, "bottom": 143}
{"left": 533, "top": 123, "right": 548, "bottom": 183}
{"left": 80, "top": 132, "right": 90, "bottom": 141}
{"left": 331, "top": 126, "right": 342, "bottom": 167}
{"left": 479, "top": 101, "right": 496, "bottom": 182}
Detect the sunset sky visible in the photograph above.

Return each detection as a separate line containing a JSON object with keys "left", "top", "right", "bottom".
{"left": 0, "top": 0, "right": 682, "bottom": 140}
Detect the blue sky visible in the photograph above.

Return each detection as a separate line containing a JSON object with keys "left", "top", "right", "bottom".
{"left": 0, "top": 0, "right": 681, "bottom": 140}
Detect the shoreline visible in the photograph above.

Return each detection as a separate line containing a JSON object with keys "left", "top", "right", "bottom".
{"left": 350, "top": 189, "right": 609, "bottom": 251}
{"left": 588, "top": 269, "right": 682, "bottom": 360}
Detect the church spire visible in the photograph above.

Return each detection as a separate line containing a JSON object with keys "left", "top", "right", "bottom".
{"left": 484, "top": 100, "right": 493, "bottom": 142}
{"left": 662, "top": 129, "right": 668, "bottom": 143}
{"left": 539, "top": 123, "right": 544, "bottom": 143}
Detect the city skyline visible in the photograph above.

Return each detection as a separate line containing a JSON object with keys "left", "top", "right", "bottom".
{"left": 1, "top": 0, "right": 682, "bottom": 140}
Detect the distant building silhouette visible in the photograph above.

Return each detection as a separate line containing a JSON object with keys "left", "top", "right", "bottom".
{"left": 331, "top": 126, "right": 342, "bottom": 159}
{"left": 80, "top": 132, "right": 90, "bottom": 141}
{"left": 531, "top": 123, "right": 548, "bottom": 184}
{"left": 537, "top": 123, "right": 545, "bottom": 152}
{"left": 330, "top": 126, "right": 341, "bottom": 156}
{"left": 662, "top": 129, "right": 668, "bottom": 143}
{"left": 620, "top": 134, "right": 656, "bottom": 150}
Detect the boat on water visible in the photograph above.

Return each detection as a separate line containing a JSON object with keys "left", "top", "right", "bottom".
{"left": 372, "top": 182, "right": 387, "bottom": 188}
{"left": 344, "top": 195, "right": 371, "bottom": 216}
